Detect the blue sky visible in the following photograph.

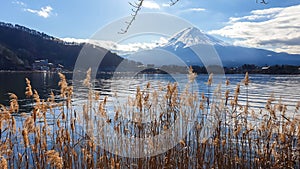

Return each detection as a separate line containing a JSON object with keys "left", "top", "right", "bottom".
{"left": 1, "top": 0, "right": 299, "bottom": 54}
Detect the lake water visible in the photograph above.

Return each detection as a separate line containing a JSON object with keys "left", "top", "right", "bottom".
{"left": 0, "top": 72, "right": 299, "bottom": 116}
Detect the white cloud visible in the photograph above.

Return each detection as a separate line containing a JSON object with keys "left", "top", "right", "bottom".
{"left": 12, "top": 1, "right": 26, "bottom": 7}
{"left": 251, "top": 7, "right": 283, "bottom": 15}
{"left": 61, "top": 37, "right": 168, "bottom": 55}
{"left": 177, "top": 7, "right": 206, "bottom": 15}
{"left": 209, "top": 5, "right": 300, "bottom": 54}
{"left": 187, "top": 8, "right": 206, "bottom": 12}
{"left": 25, "top": 6, "right": 54, "bottom": 18}
{"left": 142, "top": 1, "right": 160, "bottom": 9}
{"left": 228, "top": 7, "right": 282, "bottom": 23}
{"left": 162, "top": 3, "right": 170, "bottom": 7}
{"left": 61, "top": 38, "right": 88, "bottom": 44}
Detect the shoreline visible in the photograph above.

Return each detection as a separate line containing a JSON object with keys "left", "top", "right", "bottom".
{"left": 0, "top": 70, "right": 73, "bottom": 74}
{"left": 0, "top": 69, "right": 299, "bottom": 75}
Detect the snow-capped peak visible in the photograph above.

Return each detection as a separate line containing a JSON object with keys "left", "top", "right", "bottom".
{"left": 164, "top": 27, "right": 227, "bottom": 49}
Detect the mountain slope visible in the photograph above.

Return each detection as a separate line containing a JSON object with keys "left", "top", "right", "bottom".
{"left": 0, "top": 22, "right": 135, "bottom": 71}
{"left": 164, "top": 27, "right": 227, "bottom": 49}
{"left": 0, "top": 22, "right": 82, "bottom": 70}
{"left": 159, "top": 27, "right": 300, "bottom": 67}
{"left": 0, "top": 44, "right": 25, "bottom": 69}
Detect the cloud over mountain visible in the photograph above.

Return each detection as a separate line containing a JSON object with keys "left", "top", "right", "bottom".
{"left": 61, "top": 37, "right": 168, "bottom": 55}
{"left": 157, "top": 27, "right": 300, "bottom": 67}
{"left": 209, "top": 5, "right": 300, "bottom": 54}
{"left": 142, "top": 1, "right": 160, "bottom": 9}
{"left": 25, "top": 6, "right": 54, "bottom": 18}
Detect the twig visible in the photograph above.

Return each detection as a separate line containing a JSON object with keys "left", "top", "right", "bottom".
{"left": 119, "top": 0, "right": 180, "bottom": 34}
{"left": 118, "top": 0, "right": 144, "bottom": 34}
{"left": 170, "top": 0, "right": 180, "bottom": 6}
{"left": 120, "top": 0, "right": 267, "bottom": 34}
{"left": 256, "top": 0, "right": 268, "bottom": 4}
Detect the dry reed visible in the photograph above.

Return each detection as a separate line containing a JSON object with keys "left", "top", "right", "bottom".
{"left": 0, "top": 68, "right": 298, "bottom": 169}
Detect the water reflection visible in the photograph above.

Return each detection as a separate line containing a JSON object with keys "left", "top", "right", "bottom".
{"left": 0, "top": 72, "right": 299, "bottom": 115}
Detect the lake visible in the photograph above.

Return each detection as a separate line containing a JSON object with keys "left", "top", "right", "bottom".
{"left": 0, "top": 71, "right": 299, "bottom": 115}
{"left": 1, "top": 71, "right": 300, "bottom": 166}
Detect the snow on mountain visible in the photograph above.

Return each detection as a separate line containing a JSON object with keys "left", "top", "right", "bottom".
{"left": 164, "top": 27, "right": 228, "bottom": 50}
{"left": 158, "top": 27, "right": 300, "bottom": 66}
{"left": 63, "top": 26, "right": 300, "bottom": 67}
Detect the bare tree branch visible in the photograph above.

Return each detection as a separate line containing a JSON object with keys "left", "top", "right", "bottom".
{"left": 119, "top": 0, "right": 179, "bottom": 34}
{"left": 257, "top": 0, "right": 268, "bottom": 4}
{"left": 119, "top": 0, "right": 268, "bottom": 34}
{"left": 170, "top": 0, "right": 180, "bottom": 6}
{"left": 118, "top": 0, "right": 144, "bottom": 34}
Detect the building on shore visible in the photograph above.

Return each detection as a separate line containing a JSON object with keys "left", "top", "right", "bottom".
{"left": 32, "top": 59, "right": 63, "bottom": 71}
{"left": 32, "top": 59, "right": 50, "bottom": 71}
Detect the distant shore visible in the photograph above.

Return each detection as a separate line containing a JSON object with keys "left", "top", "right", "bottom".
{"left": 0, "top": 64, "right": 299, "bottom": 75}
{"left": 0, "top": 70, "right": 73, "bottom": 74}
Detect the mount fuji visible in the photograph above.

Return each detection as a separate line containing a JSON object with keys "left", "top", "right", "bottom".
{"left": 164, "top": 27, "right": 228, "bottom": 49}
{"left": 155, "top": 27, "right": 300, "bottom": 67}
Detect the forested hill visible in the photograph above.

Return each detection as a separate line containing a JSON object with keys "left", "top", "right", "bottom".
{"left": 0, "top": 22, "right": 131, "bottom": 71}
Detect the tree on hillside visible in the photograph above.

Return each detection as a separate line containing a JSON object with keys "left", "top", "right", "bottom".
{"left": 119, "top": 0, "right": 268, "bottom": 34}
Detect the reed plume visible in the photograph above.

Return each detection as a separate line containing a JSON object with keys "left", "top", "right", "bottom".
{"left": 0, "top": 156, "right": 7, "bottom": 169}
{"left": 25, "top": 78, "right": 33, "bottom": 98}
{"left": 0, "top": 72, "right": 297, "bottom": 169}
{"left": 45, "top": 150, "right": 63, "bottom": 169}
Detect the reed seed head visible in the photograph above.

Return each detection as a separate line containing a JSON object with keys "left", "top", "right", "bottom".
{"left": 25, "top": 78, "right": 33, "bottom": 97}
{"left": 207, "top": 73, "right": 213, "bottom": 86}
{"left": 22, "top": 129, "right": 29, "bottom": 147}
{"left": 0, "top": 156, "right": 7, "bottom": 169}
{"left": 45, "top": 150, "right": 63, "bottom": 169}
{"left": 83, "top": 68, "right": 92, "bottom": 87}
{"left": 225, "top": 79, "right": 230, "bottom": 86}
{"left": 188, "top": 66, "right": 197, "bottom": 83}
{"left": 243, "top": 72, "right": 249, "bottom": 86}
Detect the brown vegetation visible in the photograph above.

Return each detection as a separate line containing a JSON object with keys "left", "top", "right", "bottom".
{"left": 0, "top": 68, "right": 299, "bottom": 168}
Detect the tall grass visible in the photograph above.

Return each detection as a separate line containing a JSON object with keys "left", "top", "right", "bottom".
{"left": 0, "top": 68, "right": 299, "bottom": 169}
